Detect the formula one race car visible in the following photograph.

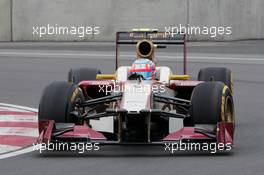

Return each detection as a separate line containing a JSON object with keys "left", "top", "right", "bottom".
{"left": 38, "top": 29, "right": 235, "bottom": 152}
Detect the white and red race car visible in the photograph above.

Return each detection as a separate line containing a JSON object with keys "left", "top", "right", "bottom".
{"left": 38, "top": 29, "right": 235, "bottom": 152}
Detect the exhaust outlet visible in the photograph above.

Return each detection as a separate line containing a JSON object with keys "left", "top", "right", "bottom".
{"left": 136, "top": 39, "right": 155, "bottom": 60}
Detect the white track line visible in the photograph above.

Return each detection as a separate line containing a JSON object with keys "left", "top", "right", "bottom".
{"left": 0, "top": 115, "right": 38, "bottom": 122}
{"left": 0, "top": 103, "right": 38, "bottom": 159}
{"left": 0, "top": 144, "right": 21, "bottom": 154}
{"left": 0, "top": 103, "right": 38, "bottom": 113}
{"left": 0, "top": 50, "right": 264, "bottom": 63}
{"left": 0, "top": 127, "right": 38, "bottom": 137}
{"left": 0, "top": 144, "right": 40, "bottom": 159}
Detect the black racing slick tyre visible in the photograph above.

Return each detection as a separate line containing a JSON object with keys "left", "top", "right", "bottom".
{"left": 39, "top": 81, "right": 84, "bottom": 123}
{"left": 68, "top": 67, "right": 101, "bottom": 84}
{"left": 198, "top": 67, "right": 233, "bottom": 93}
{"left": 191, "top": 82, "right": 235, "bottom": 125}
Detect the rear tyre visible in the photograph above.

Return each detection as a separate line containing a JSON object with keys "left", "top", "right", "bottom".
{"left": 39, "top": 81, "right": 84, "bottom": 123}
{"left": 68, "top": 67, "right": 101, "bottom": 84}
{"left": 198, "top": 67, "right": 233, "bottom": 93}
{"left": 190, "top": 82, "right": 234, "bottom": 125}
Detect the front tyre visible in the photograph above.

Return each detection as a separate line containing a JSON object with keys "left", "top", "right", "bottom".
{"left": 190, "top": 82, "right": 235, "bottom": 125}
{"left": 39, "top": 81, "right": 84, "bottom": 123}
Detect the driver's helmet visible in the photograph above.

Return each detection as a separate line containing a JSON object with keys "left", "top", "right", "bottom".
{"left": 129, "top": 58, "right": 156, "bottom": 80}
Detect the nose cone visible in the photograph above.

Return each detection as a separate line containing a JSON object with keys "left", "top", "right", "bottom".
{"left": 120, "top": 81, "right": 152, "bottom": 112}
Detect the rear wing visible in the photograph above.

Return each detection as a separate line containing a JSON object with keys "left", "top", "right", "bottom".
{"left": 115, "top": 29, "right": 187, "bottom": 74}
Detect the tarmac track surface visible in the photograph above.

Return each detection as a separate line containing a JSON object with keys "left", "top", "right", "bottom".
{"left": 0, "top": 41, "right": 263, "bottom": 175}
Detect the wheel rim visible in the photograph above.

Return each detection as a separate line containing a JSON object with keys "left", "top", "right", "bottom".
{"left": 67, "top": 87, "right": 84, "bottom": 123}
{"left": 225, "top": 96, "right": 234, "bottom": 123}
